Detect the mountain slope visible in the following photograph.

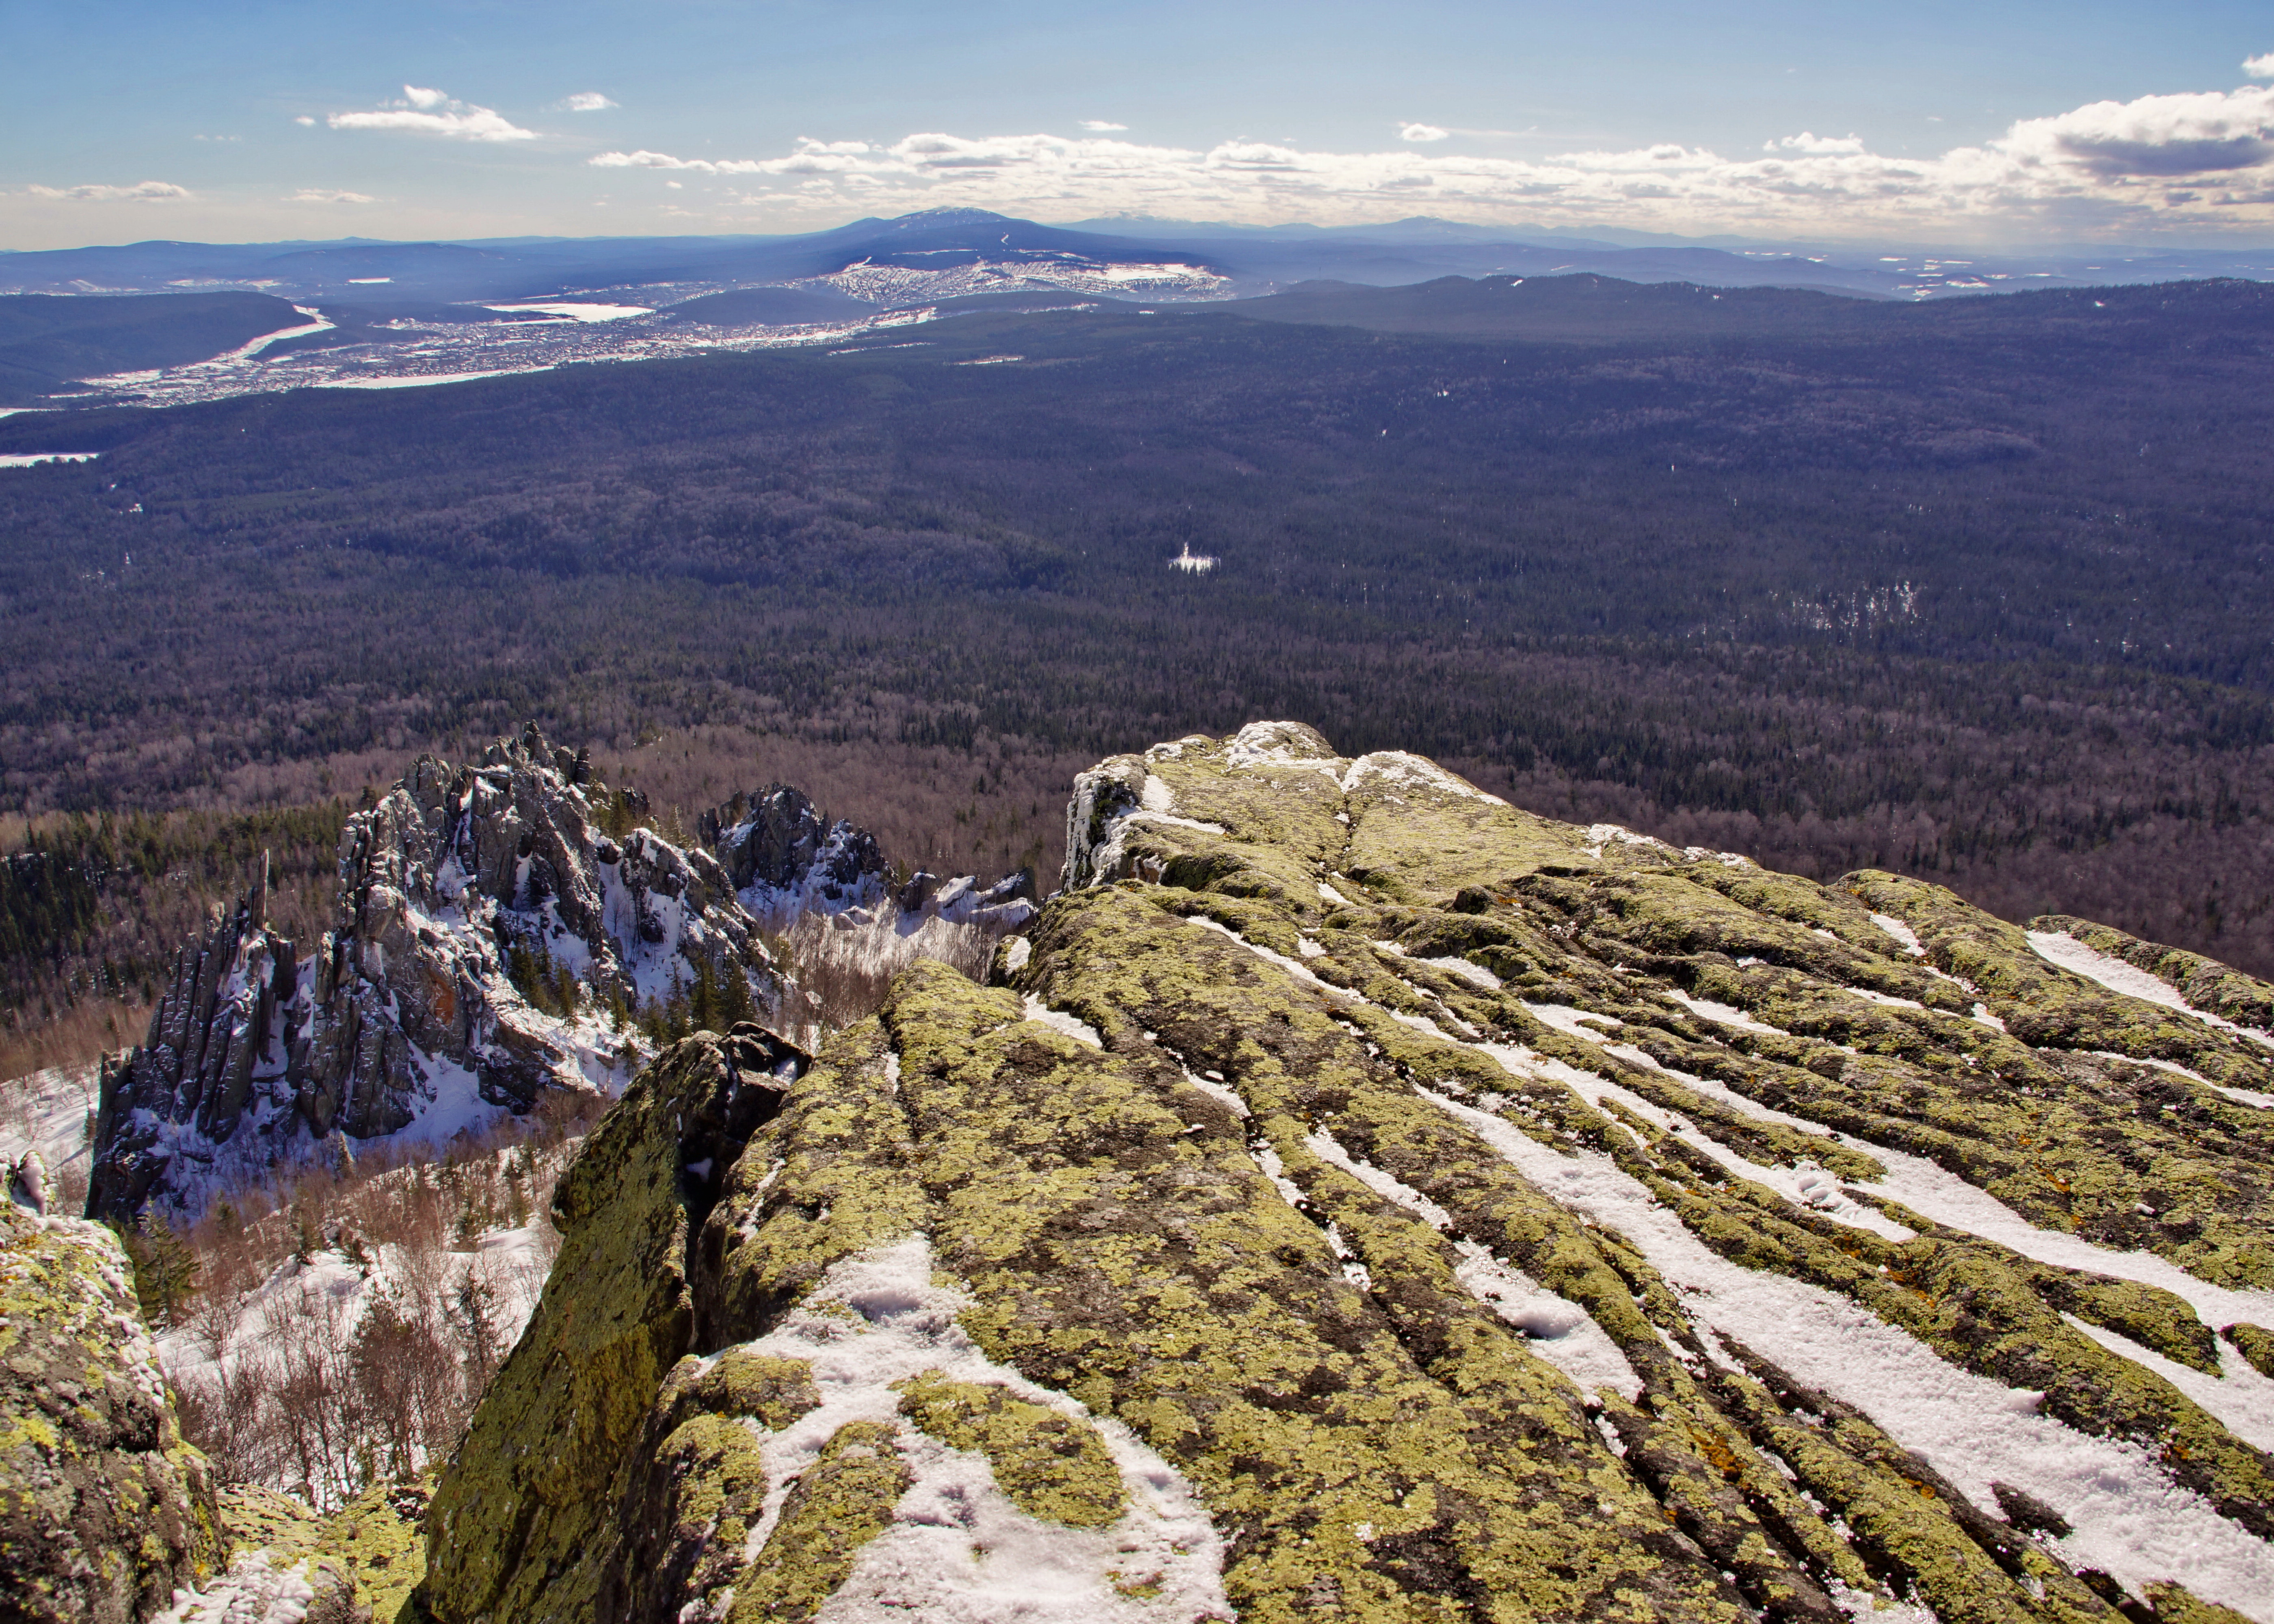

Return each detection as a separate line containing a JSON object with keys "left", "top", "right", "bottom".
{"left": 0, "top": 292, "right": 313, "bottom": 403}
{"left": 420, "top": 724, "right": 2274, "bottom": 1624}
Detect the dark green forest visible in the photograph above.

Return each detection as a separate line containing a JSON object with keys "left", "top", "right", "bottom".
{"left": 3, "top": 276, "right": 2271, "bottom": 1054}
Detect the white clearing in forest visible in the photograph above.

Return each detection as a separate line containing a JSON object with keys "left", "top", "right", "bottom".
{"left": 1022, "top": 996, "right": 1102, "bottom": 1049}
{"left": 1412, "top": 1082, "right": 2274, "bottom": 1621}
{"left": 724, "top": 1236, "right": 1233, "bottom": 1624}
{"left": 2027, "top": 931, "right": 2274, "bottom": 1050}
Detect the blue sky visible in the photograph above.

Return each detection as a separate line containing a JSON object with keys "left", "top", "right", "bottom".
{"left": 5, "top": 1, "right": 2272, "bottom": 249}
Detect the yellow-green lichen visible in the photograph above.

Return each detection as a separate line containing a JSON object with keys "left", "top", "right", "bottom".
{"left": 895, "top": 1369, "right": 1126, "bottom": 1528}
{"left": 725, "top": 1419, "right": 912, "bottom": 1624}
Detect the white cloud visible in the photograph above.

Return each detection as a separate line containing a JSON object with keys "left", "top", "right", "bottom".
{"left": 288, "top": 189, "right": 376, "bottom": 203}
{"left": 562, "top": 91, "right": 618, "bottom": 112}
{"left": 1399, "top": 123, "right": 1450, "bottom": 143}
{"left": 1765, "top": 132, "right": 1866, "bottom": 155}
{"left": 1079, "top": 120, "right": 1127, "bottom": 132}
{"left": 26, "top": 180, "right": 190, "bottom": 201}
{"left": 329, "top": 86, "right": 536, "bottom": 142}
{"left": 587, "top": 80, "right": 2274, "bottom": 237}
{"left": 294, "top": 116, "right": 316, "bottom": 126}
{"left": 1996, "top": 83, "right": 2274, "bottom": 178}
{"left": 2245, "top": 53, "right": 2274, "bottom": 80}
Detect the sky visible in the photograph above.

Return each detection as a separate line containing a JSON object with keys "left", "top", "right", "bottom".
{"left": 4, "top": 0, "right": 2272, "bottom": 251}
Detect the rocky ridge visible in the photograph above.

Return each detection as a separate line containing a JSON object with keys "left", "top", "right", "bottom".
{"left": 84, "top": 726, "right": 1034, "bottom": 1223}
{"left": 412, "top": 723, "right": 2274, "bottom": 1624}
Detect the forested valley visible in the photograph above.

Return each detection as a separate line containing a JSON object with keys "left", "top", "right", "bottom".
{"left": 4, "top": 275, "right": 2272, "bottom": 1066}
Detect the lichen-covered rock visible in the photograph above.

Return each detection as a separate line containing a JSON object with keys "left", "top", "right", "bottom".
{"left": 415, "top": 724, "right": 2274, "bottom": 1624}
{"left": 0, "top": 1202, "right": 224, "bottom": 1622}
{"left": 419, "top": 1027, "right": 801, "bottom": 1624}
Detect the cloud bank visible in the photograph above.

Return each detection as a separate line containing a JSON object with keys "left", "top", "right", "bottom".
{"left": 26, "top": 180, "right": 190, "bottom": 201}
{"left": 330, "top": 86, "right": 536, "bottom": 142}
{"left": 588, "top": 67, "right": 2274, "bottom": 237}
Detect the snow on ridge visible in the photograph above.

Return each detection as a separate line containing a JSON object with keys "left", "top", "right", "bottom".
{"left": 1869, "top": 913, "right": 1927, "bottom": 957}
{"left": 1341, "top": 752, "right": 1507, "bottom": 805}
{"left": 2028, "top": 931, "right": 2274, "bottom": 1050}
{"left": 1413, "top": 1082, "right": 2274, "bottom": 1621}
{"left": 1301, "top": 1123, "right": 1641, "bottom": 1399}
{"left": 1667, "top": 989, "right": 1788, "bottom": 1035}
{"left": 1224, "top": 722, "right": 1345, "bottom": 773}
{"left": 724, "top": 1236, "right": 1233, "bottom": 1624}
{"left": 1022, "top": 996, "right": 1102, "bottom": 1049}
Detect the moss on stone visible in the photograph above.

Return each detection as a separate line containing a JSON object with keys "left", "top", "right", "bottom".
{"left": 895, "top": 1370, "right": 1126, "bottom": 1528}
{"left": 314, "top": 1477, "right": 432, "bottom": 1622}
{"left": 2142, "top": 1579, "right": 2262, "bottom": 1624}
{"left": 2220, "top": 1322, "right": 2274, "bottom": 1378}
{"left": 724, "top": 1419, "right": 911, "bottom": 1624}
{"left": 0, "top": 1207, "right": 224, "bottom": 1624}
{"left": 414, "top": 725, "right": 2274, "bottom": 1624}
{"left": 421, "top": 1037, "right": 754, "bottom": 1624}
{"left": 603, "top": 1411, "right": 774, "bottom": 1624}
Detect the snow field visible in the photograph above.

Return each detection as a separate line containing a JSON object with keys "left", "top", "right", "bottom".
{"left": 153, "top": 1549, "right": 319, "bottom": 1624}
{"left": 720, "top": 1237, "right": 1232, "bottom": 1624}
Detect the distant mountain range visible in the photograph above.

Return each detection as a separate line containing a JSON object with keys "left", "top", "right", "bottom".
{"left": 3, "top": 207, "right": 2273, "bottom": 408}
{"left": 7, "top": 207, "right": 2273, "bottom": 311}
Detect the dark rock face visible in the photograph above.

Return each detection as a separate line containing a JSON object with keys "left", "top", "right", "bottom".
{"left": 86, "top": 877, "right": 303, "bottom": 1219}
{"left": 86, "top": 727, "right": 792, "bottom": 1223}
{"left": 416, "top": 726, "right": 2274, "bottom": 1624}
{"left": 699, "top": 784, "right": 888, "bottom": 907}
{"left": 0, "top": 1202, "right": 225, "bottom": 1622}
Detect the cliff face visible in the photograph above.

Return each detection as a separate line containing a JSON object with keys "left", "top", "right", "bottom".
{"left": 412, "top": 724, "right": 2274, "bottom": 1624}
{"left": 85, "top": 726, "right": 1034, "bottom": 1224}
{"left": 0, "top": 1196, "right": 225, "bottom": 1622}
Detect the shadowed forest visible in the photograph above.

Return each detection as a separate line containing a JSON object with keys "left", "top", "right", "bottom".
{"left": 4, "top": 275, "right": 2272, "bottom": 1063}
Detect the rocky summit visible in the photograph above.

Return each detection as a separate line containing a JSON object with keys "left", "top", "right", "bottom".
{"left": 410, "top": 723, "right": 2274, "bottom": 1624}
{"left": 82, "top": 725, "right": 1035, "bottom": 1224}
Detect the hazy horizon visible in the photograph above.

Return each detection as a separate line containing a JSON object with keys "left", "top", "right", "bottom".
{"left": 6, "top": 1, "right": 2273, "bottom": 252}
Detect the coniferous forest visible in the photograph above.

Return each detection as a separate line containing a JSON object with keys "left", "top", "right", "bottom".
{"left": 4, "top": 277, "right": 2272, "bottom": 1059}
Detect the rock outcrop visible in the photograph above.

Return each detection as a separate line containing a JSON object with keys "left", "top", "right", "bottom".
{"left": 0, "top": 1188, "right": 379, "bottom": 1623}
{"left": 412, "top": 724, "right": 2274, "bottom": 1624}
{"left": 85, "top": 726, "right": 1034, "bottom": 1223}
{"left": 0, "top": 1199, "right": 224, "bottom": 1621}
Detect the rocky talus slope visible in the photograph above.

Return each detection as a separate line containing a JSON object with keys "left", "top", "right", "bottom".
{"left": 417, "top": 723, "right": 2274, "bottom": 1624}
{"left": 84, "top": 726, "right": 1033, "bottom": 1223}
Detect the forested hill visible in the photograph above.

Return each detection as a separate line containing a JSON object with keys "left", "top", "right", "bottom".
{"left": 2, "top": 276, "right": 2270, "bottom": 983}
